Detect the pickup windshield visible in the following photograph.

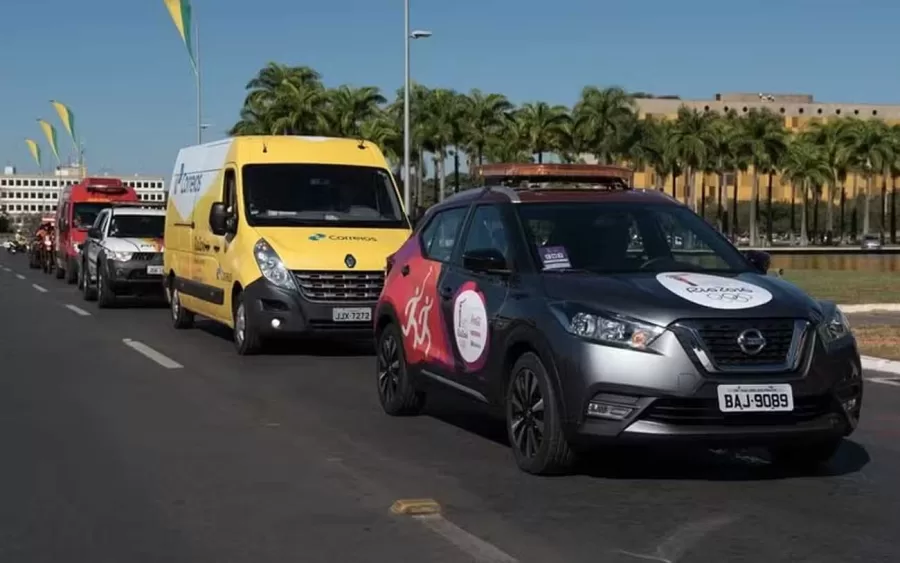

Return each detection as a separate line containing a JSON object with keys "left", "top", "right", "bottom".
{"left": 242, "top": 163, "right": 408, "bottom": 228}
{"left": 108, "top": 215, "right": 165, "bottom": 238}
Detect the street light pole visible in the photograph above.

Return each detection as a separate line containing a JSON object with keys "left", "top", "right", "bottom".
{"left": 402, "top": 0, "right": 411, "bottom": 213}
{"left": 195, "top": 13, "right": 203, "bottom": 145}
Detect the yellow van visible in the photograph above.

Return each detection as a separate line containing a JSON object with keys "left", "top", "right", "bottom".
{"left": 163, "top": 135, "right": 412, "bottom": 354}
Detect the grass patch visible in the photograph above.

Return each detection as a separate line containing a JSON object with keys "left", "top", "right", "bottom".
{"left": 775, "top": 270, "right": 900, "bottom": 304}
{"left": 852, "top": 325, "right": 900, "bottom": 361}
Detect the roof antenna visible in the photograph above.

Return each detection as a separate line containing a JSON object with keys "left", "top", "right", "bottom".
{"left": 262, "top": 141, "right": 268, "bottom": 154}
{"left": 357, "top": 138, "right": 367, "bottom": 150}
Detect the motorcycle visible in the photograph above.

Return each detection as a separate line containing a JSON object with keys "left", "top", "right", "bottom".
{"left": 40, "top": 235, "right": 55, "bottom": 274}
{"left": 28, "top": 239, "right": 42, "bottom": 269}
{"left": 6, "top": 241, "right": 25, "bottom": 254}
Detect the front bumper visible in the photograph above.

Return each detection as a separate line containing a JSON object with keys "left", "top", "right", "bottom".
{"left": 243, "top": 277, "right": 375, "bottom": 338}
{"left": 105, "top": 258, "right": 165, "bottom": 295}
{"left": 550, "top": 329, "right": 863, "bottom": 447}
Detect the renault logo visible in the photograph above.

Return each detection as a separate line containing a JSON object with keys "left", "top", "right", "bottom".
{"left": 344, "top": 254, "right": 356, "bottom": 268}
{"left": 737, "top": 328, "right": 766, "bottom": 355}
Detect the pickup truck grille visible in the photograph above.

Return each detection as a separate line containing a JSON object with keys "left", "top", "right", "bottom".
{"left": 292, "top": 270, "right": 385, "bottom": 303}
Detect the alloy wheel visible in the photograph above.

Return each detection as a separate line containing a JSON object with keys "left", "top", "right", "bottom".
{"left": 171, "top": 288, "right": 181, "bottom": 320}
{"left": 509, "top": 368, "right": 545, "bottom": 459}
{"left": 235, "top": 302, "right": 246, "bottom": 345}
{"left": 377, "top": 333, "right": 401, "bottom": 404}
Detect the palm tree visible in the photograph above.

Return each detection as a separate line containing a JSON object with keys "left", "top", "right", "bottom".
{"left": 516, "top": 102, "right": 570, "bottom": 164}
{"left": 573, "top": 86, "right": 636, "bottom": 164}
{"left": 669, "top": 106, "right": 715, "bottom": 210}
{"left": 840, "top": 119, "right": 894, "bottom": 236}
{"left": 782, "top": 135, "right": 833, "bottom": 245}
{"left": 706, "top": 115, "right": 743, "bottom": 231}
{"left": 623, "top": 115, "right": 667, "bottom": 190}
{"left": 807, "top": 119, "right": 850, "bottom": 237}
{"left": 742, "top": 108, "right": 787, "bottom": 246}
{"left": 463, "top": 90, "right": 514, "bottom": 166}
{"left": 325, "top": 86, "right": 386, "bottom": 138}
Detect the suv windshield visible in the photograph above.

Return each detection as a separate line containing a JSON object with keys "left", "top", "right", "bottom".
{"left": 242, "top": 164, "right": 408, "bottom": 228}
{"left": 109, "top": 215, "right": 165, "bottom": 238}
{"left": 73, "top": 203, "right": 112, "bottom": 230}
{"left": 517, "top": 202, "right": 751, "bottom": 274}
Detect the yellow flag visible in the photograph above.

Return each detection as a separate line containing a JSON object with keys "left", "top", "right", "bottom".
{"left": 37, "top": 119, "right": 60, "bottom": 163}
{"left": 163, "top": 0, "right": 197, "bottom": 74}
{"left": 50, "top": 100, "right": 78, "bottom": 149}
{"left": 25, "top": 139, "right": 42, "bottom": 169}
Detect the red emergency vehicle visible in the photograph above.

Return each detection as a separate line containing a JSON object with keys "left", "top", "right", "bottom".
{"left": 54, "top": 177, "right": 139, "bottom": 283}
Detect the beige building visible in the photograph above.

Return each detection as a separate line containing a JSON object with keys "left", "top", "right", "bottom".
{"left": 629, "top": 92, "right": 900, "bottom": 202}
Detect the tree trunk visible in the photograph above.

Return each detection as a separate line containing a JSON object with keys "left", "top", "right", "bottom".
{"left": 839, "top": 184, "right": 846, "bottom": 241}
{"left": 863, "top": 173, "right": 872, "bottom": 235}
{"left": 437, "top": 154, "right": 447, "bottom": 202}
{"left": 453, "top": 148, "right": 460, "bottom": 194}
{"left": 800, "top": 180, "right": 809, "bottom": 245}
{"left": 826, "top": 179, "right": 835, "bottom": 233}
{"left": 717, "top": 172, "right": 725, "bottom": 232}
{"left": 750, "top": 170, "right": 760, "bottom": 246}
{"left": 731, "top": 171, "right": 740, "bottom": 237}
{"left": 766, "top": 172, "right": 774, "bottom": 246}
{"left": 852, "top": 174, "right": 859, "bottom": 238}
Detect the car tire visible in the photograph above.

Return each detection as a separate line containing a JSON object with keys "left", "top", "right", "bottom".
{"left": 506, "top": 352, "right": 575, "bottom": 475}
{"left": 769, "top": 438, "right": 842, "bottom": 471}
{"left": 233, "top": 293, "right": 262, "bottom": 355}
{"left": 96, "top": 265, "right": 116, "bottom": 309}
{"left": 80, "top": 260, "right": 96, "bottom": 301}
{"left": 169, "top": 282, "right": 194, "bottom": 329}
{"left": 376, "top": 323, "right": 425, "bottom": 416}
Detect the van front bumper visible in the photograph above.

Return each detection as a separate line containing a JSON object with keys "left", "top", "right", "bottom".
{"left": 243, "top": 277, "right": 375, "bottom": 338}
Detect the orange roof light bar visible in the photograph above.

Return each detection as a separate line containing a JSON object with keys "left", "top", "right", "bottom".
{"left": 473, "top": 163, "right": 634, "bottom": 186}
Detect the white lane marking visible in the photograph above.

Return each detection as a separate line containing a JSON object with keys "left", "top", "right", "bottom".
{"left": 32, "top": 284, "right": 48, "bottom": 293}
{"left": 122, "top": 338, "right": 183, "bottom": 369}
{"left": 616, "top": 515, "right": 737, "bottom": 563}
{"left": 869, "top": 377, "right": 900, "bottom": 388}
{"left": 413, "top": 514, "right": 519, "bottom": 563}
{"left": 16, "top": 274, "right": 25, "bottom": 280}
{"left": 65, "top": 304, "right": 91, "bottom": 317}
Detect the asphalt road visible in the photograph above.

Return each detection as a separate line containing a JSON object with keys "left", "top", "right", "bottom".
{"left": 2, "top": 253, "right": 899, "bottom": 563}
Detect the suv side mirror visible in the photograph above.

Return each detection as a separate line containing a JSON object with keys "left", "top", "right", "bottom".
{"left": 87, "top": 227, "right": 101, "bottom": 239}
{"left": 462, "top": 248, "right": 509, "bottom": 274}
{"left": 209, "top": 202, "right": 230, "bottom": 236}
{"left": 744, "top": 249, "right": 771, "bottom": 274}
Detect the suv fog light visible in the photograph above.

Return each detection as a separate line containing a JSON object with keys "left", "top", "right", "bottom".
{"left": 842, "top": 397, "right": 858, "bottom": 412}
{"left": 586, "top": 393, "right": 640, "bottom": 420}
{"left": 271, "top": 318, "right": 282, "bottom": 329}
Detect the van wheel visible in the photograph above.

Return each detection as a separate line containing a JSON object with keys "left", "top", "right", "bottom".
{"left": 506, "top": 352, "right": 576, "bottom": 475}
{"left": 169, "top": 284, "right": 194, "bottom": 329}
{"left": 65, "top": 259, "right": 78, "bottom": 284}
{"left": 376, "top": 323, "right": 425, "bottom": 416}
{"left": 233, "top": 293, "right": 262, "bottom": 355}
{"left": 80, "top": 260, "right": 96, "bottom": 301}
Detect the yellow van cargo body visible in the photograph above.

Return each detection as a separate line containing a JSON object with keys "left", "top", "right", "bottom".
{"left": 163, "top": 135, "right": 411, "bottom": 354}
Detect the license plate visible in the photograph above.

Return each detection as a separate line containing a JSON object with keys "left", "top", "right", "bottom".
{"left": 717, "top": 384, "right": 793, "bottom": 413}
{"left": 332, "top": 307, "right": 372, "bottom": 322}
{"left": 146, "top": 265, "right": 164, "bottom": 275}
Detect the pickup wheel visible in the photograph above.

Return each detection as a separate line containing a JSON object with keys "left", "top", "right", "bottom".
{"left": 96, "top": 262, "right": 116, "bottom": 309}
{"left": 80, "top": 260, "right": 96, "bottom": 301}
{"left": 65, "top": 258, "right": 78, "bottom": 284}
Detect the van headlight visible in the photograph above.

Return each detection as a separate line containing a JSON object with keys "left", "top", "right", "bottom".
{"left": 254, "top": 239, "right": 296, "bottom": 290}
{"left": 552, "top": 305, "right": 664, "bottom": 350}
{"left": 108, "top": 251, "right": 133, "bottom": 262}
{"left": 820, "top": 306, "right": 851, "bottom": 344}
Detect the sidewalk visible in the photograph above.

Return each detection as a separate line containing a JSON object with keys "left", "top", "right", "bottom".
{"left": 842, "top": 306, "right": 900, "bottom": 376}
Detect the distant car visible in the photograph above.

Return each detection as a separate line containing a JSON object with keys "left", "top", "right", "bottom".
{"left": 860, "top": 235, "right": 882, "bottom": 250}
{"left": 374, "top": 180, "right": 863, "bottom": 475}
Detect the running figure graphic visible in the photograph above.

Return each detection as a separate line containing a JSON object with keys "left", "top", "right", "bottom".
{"left": 402, "top": 266, "right": 435, "bottom": 356}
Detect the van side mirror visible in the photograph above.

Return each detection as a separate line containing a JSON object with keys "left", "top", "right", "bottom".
{"left": 209, "top": 202, "right": 230, "bottom": 236}
{"left": 462, "top": 248, "right": 510, "bottom": 275}
{"left": 744, "top": 249, "right": 771, "bottom": 274}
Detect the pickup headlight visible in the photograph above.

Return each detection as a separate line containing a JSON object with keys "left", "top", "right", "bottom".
{"left": 254, "top": 239, "right": 296, "bottom": 290}
{"left": 820, "top": 306, "right": 851, "bottom": 344}
{"left": 553, "top": 306, "right": 664, "bottom": 350}
{"left": 108, "top": 251, "right": 133, "bottom": 261}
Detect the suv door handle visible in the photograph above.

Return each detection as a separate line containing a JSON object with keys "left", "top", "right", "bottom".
{"left": 400, "top": 264, "right": 410, "bottom": 276}
{"left": 439, "top": 286, "right": 453, "bottom": 300}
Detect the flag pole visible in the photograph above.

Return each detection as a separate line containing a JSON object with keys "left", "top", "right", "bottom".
{"left": 195, "top": 9, "right": 202, "bottom": 145}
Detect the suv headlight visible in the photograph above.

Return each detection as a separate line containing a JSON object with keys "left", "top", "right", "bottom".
{"left": 820, "top": 305, "right": 851, "bottom": 344}
{"left": 254, "top": 239, "right": 296, "bottom": 290}
{"left": 108, "top": 251, "right": 133, "bottom": 261}
{"left": 553, "top": 306, "right": 664, "bottom": 350}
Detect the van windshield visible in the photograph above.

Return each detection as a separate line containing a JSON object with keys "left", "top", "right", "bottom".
{"left": 242, "top": 164, "right": 409, "bottom": 228}
{"left": 73, "top": 203, "right": 112, "bottom": 230}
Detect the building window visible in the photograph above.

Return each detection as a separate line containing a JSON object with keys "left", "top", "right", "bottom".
{"left": 854, "top": 109, "right": 859, "bottom": 115}
{"left": 15, "top": 180, "right": 21, "bottom": 186}
{"left": 817, "top": 108, "right": 823, "bottom": 114}
{"left": 836, "top": 109, "right": 841, "bottom": 115}
{"left": 873, "top": 110, "right": 879, "bottom": 116}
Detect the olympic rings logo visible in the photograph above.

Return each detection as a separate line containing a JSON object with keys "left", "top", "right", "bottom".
{"left": 704, "top": 292, "right": 752, "bottom": 303}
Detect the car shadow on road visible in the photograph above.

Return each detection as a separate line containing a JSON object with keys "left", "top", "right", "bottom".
{"left": 425, "top": 396, "right": 871, "bottom": 481}
{"left": 194, "top": 319, "right": 375, "bottom": 357}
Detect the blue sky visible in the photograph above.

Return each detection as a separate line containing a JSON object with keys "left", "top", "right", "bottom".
{"left": 1, "top": 0, "right": 898, "bottom": 178}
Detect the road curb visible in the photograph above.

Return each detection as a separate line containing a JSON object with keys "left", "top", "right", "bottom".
{"left": 861, "top": 355, "right": 900, "bottom": 376}
{"left": 839, "top": 304, "right": 900, "bottom": 314}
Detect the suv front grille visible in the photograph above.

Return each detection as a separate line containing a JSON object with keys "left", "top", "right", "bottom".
{"left": 641, "top": 395, "right": 833, "bottom": 426}
{"left": 676, "top": 318, "right": 803, "bottom": 372}
{"left": 292, "top": 270, "right": 385, "bottom": 303}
